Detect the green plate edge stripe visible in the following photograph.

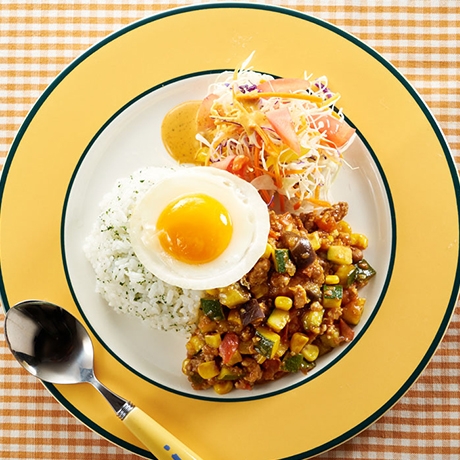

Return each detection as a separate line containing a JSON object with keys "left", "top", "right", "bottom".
{"left": 1, "top": 3, "right": 459, "bottom": 460}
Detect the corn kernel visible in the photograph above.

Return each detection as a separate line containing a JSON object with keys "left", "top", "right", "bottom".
{"left": 186, "top": 336, "right": 204, "bottom": 355}
{"left": 302, "top": 344, "right": 319, "bottom": 362}
{"left": 337, "top": 220, "right": 352, "bottom": 234}
{"left": 262, "top": 243, "right": 274, "bottom": 259}
{"left": 350, "top": 233, "right": 368, "bottom": 249}
{"left": 181, "top": 359, "right": 190, "bottom": 375}
{"left": 195, "top": 149, "right": 209, "bottom": 164}
{"left": 325, "top": 275, "right": 340, "bottom": 285}
{"left": 274, "top": 296, "right": 293, "bottom": 311}
{"left": 197, "top": 361, "right": 220, "bottom": 379}
{"left": 213, "top": 381, "right": 233, "bottom": 395}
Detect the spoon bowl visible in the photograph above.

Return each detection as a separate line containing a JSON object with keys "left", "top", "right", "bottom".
{"left": 4, "top": 300, "right": 202, "bottom": 460}
{"left": 5, "top": 301, "right": 93, "bottom": 384}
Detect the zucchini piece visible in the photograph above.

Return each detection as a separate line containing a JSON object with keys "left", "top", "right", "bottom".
{"left": 342, "top": 298, "right": 366, "bottom": 325}
{"left": 335, "top": 264, "right": 357, "bottom": 287}
{"left": 281, "top": 353, "right": 304, "bottom": 373}
{"left": 355, "top": 259, "right": 376, "bottom": 284}
{"left": 218, "top": 283, "right": 251, "bottom": 308}
{"left": 322, "top": 284, "right": 343, "bottom": 309}
{"left": 204, "top": 332, "right": 222, "bottom": 349}
{"left": 272, "top": 248, "right": 290, "bottom": 273}
{"left": 227, "top": 309, "right": 243, "bottom": 328}
{"left": 238, "top": 340, "right": 254, "bottom": 355}
{"left": 327, "top": 245, "right": 353, "bottom": 265}
{"left": 307, "top": 231, "right": 321, "bottom": 251}
{"left": 320, "top": 325, "right": 341, "bottom": 348}
{"left": 218, "top": 366, "right": 241, "bottom": 381}
{"left": 267, "top": 308, "right": 290, "bottom": 333}
{"left": 350, "top": 233, "right": 368, "bottom": 249}
{"left": 275, "top": 340, "right": 289, "bottom": 359}
{"left": 201, "top": 298, "right": 225, "bottom": 321}
{"left": 290, "top": 332, "right": 309, "bottom": 354}
{"left": 302, "top": 306, "right": 324, "bottom": 331}
{"left": 255, "top": 326, "right": 280, "bottom": 359}
{"left": 300, "top": 359, "right": 316, "bottom": 372}
{"left": 189, "top": 373, "right": 205, "bottom": 385}
{"left": 226, "top": 350, "right": 243, "bottom": 366}
{"left": 251, "top": 282, "right": 269, "bottom": 299}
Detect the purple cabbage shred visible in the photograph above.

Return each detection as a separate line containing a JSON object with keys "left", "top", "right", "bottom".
{"left": 316, "top": 81, "right": 333, "bottom": 99}
{"left": 239, "top": 83, "right": 258, "bottom": 94}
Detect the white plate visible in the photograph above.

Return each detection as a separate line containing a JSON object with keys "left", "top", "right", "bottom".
{"left": 63, "top": 73, "right": 393, "bottom": 400}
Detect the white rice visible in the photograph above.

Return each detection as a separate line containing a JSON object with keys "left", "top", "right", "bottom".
{"left": 83, "top": 166, "right": 203, "bottom": 333}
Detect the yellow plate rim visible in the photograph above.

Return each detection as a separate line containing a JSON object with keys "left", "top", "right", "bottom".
{"left": 1, "top": 3, "right": 459, "bottom": 459}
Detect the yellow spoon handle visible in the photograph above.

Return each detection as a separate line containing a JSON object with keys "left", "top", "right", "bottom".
{"left": 123, "top": 406, "right": 203, "bottom": 460}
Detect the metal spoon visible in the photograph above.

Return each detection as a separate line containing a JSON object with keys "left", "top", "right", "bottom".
{"left": 4, "top": 300, "right": 202, "bottom": 460}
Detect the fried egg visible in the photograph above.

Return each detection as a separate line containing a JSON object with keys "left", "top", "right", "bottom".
{"left": 129, "top": 167, "right": 270, "bottom": 290}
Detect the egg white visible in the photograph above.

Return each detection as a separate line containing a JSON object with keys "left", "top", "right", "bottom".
{"left": 129, "top": 166, "right": 270, "bottom": 290}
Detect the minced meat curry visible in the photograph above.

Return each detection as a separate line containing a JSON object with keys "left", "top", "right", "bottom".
{"left": 182, "top": 202, "right": 376, "bottom": 394}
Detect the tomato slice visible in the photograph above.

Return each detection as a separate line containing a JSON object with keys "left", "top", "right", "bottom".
{"left": 196, "top": 93, "right": 218, "bottom": 133}
{"left": 339, "top": 318, "right": 355, "bottom": 342}
{"left": 219, "top": 332, "right": 239, "bottom": 364}
{"left": 266, "top": 107, "right": 300, "bottom": 153}
{"left": 316, "top": 114, "right": 355, "bottom": 148}
{"left": 210, "top": 154, "right": 235, "bottom": 171}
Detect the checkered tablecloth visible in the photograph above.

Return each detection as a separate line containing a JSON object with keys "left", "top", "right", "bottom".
{"left": 1, "top": 1, "right": 459, "bottom": 459}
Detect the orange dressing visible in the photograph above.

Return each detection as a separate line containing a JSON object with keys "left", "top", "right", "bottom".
{"left": 161, "top": 100, "right": 202, "bottom": 164}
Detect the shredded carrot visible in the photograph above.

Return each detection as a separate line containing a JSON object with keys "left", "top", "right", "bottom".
{"left": 304, "top": 196, "right": 331, "bottom": 207}
{"left": 254, "top": 166, "right": 277, "bottom": 180}
{"left": 237, "top": 91, "right": 323, "bottom": 105}
{"left": 193, "top": 65, "right": 353, "bottom": 211}
{"left": 273, "top": 162, "right": 283, "bottom": 189}
{"left": 278, "top": 194, "right": 286, "bottom": 213}
{"left": 293, "top": 201, "right": 302, "bottom": 211}
{"left": 252, "top": 147, "right": 262, "bottom": 177}
{"left": 259, "top": 189, "right": 272, "bottom": 205}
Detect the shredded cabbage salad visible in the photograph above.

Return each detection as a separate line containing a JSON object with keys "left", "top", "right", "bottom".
{"left": 195, "top": 58, "right": 356, "bottom": 212}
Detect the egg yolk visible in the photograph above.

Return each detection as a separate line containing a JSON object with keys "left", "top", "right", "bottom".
{"left": 156, "top": 193, "right": 233, "bottom": 265}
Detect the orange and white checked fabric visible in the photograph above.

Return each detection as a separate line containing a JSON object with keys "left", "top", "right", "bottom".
{"left": 1, "top": 1, "right": 459, "bottom": 459}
